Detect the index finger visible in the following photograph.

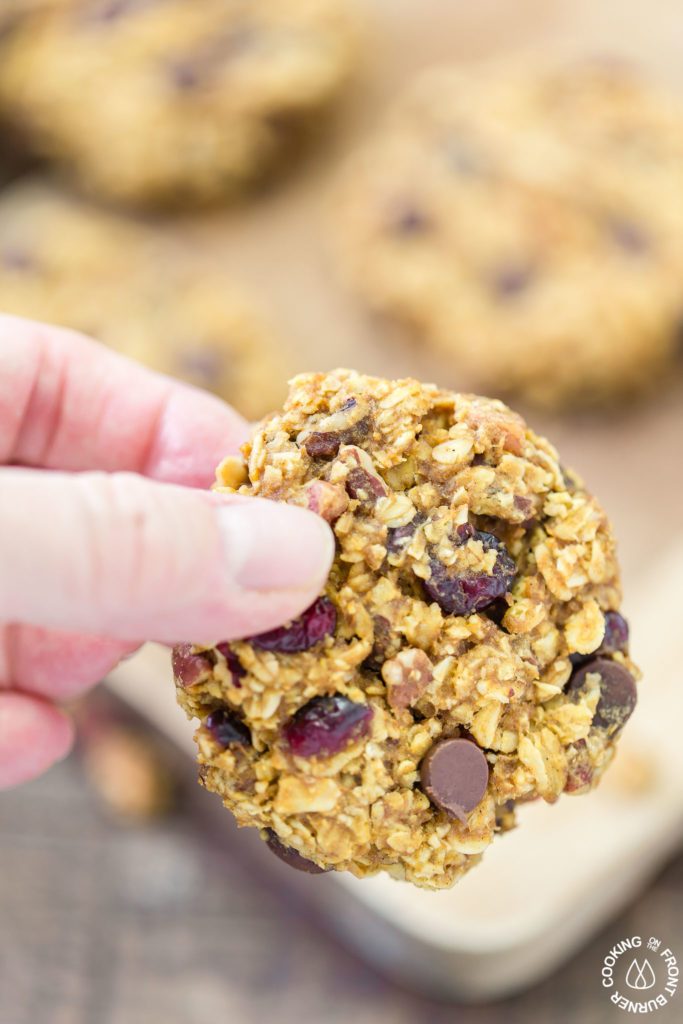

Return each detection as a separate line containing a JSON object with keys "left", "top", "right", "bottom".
{"left": 0, "top": 314, "right": 251, "bottom": 487}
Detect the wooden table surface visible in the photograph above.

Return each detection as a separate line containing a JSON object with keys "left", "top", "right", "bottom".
{"left": 1, "top": 750, "right": 681, "bottom": 1024}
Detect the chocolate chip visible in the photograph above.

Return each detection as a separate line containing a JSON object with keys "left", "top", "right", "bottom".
{"left": 168, "top": 27, "right": 257, "bottom": 90}
{"left": 264, "top": 829, "right": 329, "bottom": 874}
{"left": 420, "top": 738, "right": 489, "bottom": 823}
{"left": 387, "top": 204, "right": 431, "bottom": 236}
{"left": 84, "top": 0, "right": 153, "bottom": 23}
{"left": 0, "top": 248, "right": 34, "bottom": 271}
{"left": 570, "top": 610, "right": 630, "bottom": 668}
{"left": 568, "top": 658, "right": 637, "bottom": 736}
{"left": 491, "top": 264, "right": 535, "bottom": 299}
{"left": 607, "top": 218, "right": 650, "bottom": 255}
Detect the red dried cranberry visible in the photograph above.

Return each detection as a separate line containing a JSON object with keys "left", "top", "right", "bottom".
{"left": 304, "top": 432, "right": 343, "bottom": 458}
{"left": 205, "top": 709, "right": 251, "bottom": 748}
{"left": 283, "top": 695, "right": 373, "bottom": 758}
{"left": 423, "top": 529, "right": 516, "bottom": 616}
{"left": 600, "top": 611, "right": 630, "bottom": 654}
{"left": 215, "top": 642, "right": 246, "bottom": 687}
{"left": 345, "top": 467, "right": 387, "bottom": 503}
{"left": 303, "top": 416, "right": 371, "bottom": 460}
{"left": 386, "top": 511, "right": 426, "bottom": 555}
{"left": 172, "top": 644, "right": 212, "bottom": 688}
{"left": 249, "top": 596, "right": 336, "bottom": 653}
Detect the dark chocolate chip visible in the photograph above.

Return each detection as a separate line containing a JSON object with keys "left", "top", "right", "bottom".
{"left": 491, "top": 264, "right": 535, "bottom": 299}
{"left": 607, "top": 218, "right": 650, "bottom": 255}
{"left": 388, "top": 204, "right": 431, "bottom": 235}
{"left": 264, "top": 829, "right": 329, "bottom": 874}
{"left": 568, "top": 658, "right": 637, "bottom": 736}
{"left": 420, "top": 738, "right": 489, "bottom": 823}
{"left": 168, "top": 27, "right": 257, "bottom": 90}
{"left": 570, "top": 610, "right": 630, "bottom": 668}
{"left": 0, "top": 247, "right": 34, "bottom": 271}
{"left": 84, "top": 0, "right": 155, "bottom": 23}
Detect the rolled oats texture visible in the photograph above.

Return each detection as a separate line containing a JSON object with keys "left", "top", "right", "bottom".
{"left": 174, "top": 369, "right": 639, "bottom": 889}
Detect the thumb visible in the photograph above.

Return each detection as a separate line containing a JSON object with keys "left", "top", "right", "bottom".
{"left": 0, "top": 468, "right": 334, "bottom": 644}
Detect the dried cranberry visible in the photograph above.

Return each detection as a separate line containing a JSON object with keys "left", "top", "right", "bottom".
{"left": 363, "top": 614, "right": 395, "bottom": 673}
{"left": 608, "top": 219, "right": 650, "bottom": 254}
{"left": 423, "top": 529, "right": 516, "bottom": 616}
{"left": 345, "top": 467, "right": 387, "bottom": 503}
{"left": 564, "top": 741, "right": 594, "bottom": 793}
{"left": 491, "top": 264, "right": 535, "bottom": 299}
{"left": 172, "top": 644, "right": 212, "bottom": 688}
{"left": 205, "top": 709, "right": 251, "bottom": 748}
{"left": 303, "top": 416, "right": 371, "bottom": 460}
{"left": 388, "top": 204, "right": 431, "bottom": 235}
{"left": 215, "top": 643, "right": 246, "bottom": 687}
{"left": 386, "top": 512, "right": 427, "bottom": 555}
{"left": 249, "top": 596, "right": 336, "bottom": 653}
{"left": 600, "top": 611, "right": 630, "bottom": 654}
{"left": 283, "top": 695, "right": 373, "bottom": 758}
{"left": 304, "top": 432, "right": 343, "bottom": 458}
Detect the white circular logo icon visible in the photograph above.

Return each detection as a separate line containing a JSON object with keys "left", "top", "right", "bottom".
{"left": 601, "top": 935, "right": 679, "bottom": 1013}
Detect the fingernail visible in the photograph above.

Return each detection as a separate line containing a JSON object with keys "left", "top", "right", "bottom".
{"left": 216, "top": 501, "right": 334, "bottom": 593}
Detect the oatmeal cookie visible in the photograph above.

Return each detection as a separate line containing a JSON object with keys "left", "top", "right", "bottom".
{"left": 333, "top": 60, "right": 683, "bottom": 408}
{"left": 173, "top": 369, "right": 639, "bottom": 889}
{"left": 0, "top": 182, "right": 289, "bottom": 418}
{"left": 0, "top": 0, "right": 358, "bottom": 207}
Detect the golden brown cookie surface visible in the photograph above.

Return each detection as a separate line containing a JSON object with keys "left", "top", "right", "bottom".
{"left": 333, "top": 61, "right": 683, "bottom": 408}
{"left": 174, "top": 369, "right": 638, "bottom": 889}
{"left": 0, "top": 0, "right": 358, "bottom": 206}
{"left": 0, "top": 182, "right": 289, "bottom": 418}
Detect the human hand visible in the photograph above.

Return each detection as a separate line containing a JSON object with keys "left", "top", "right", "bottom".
{"left": 0, "top": 315, "right": 334, "bottom": 788}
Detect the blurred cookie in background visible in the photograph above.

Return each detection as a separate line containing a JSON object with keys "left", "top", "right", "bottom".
{"left": 75, "top": 694, "right": 177, "bottom": 825}
{"left": 0, "top": 181, "right": 291, "bottom": 418}
{"left": 0, "top": 0, "right": 360, "bottom": 208}
{"left": 333, "top": 59, "right": 683, "bottom": 409}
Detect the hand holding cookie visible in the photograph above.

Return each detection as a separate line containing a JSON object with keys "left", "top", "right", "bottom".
{"left": 0, "top": 315, "right": 333, "bottom": 788}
